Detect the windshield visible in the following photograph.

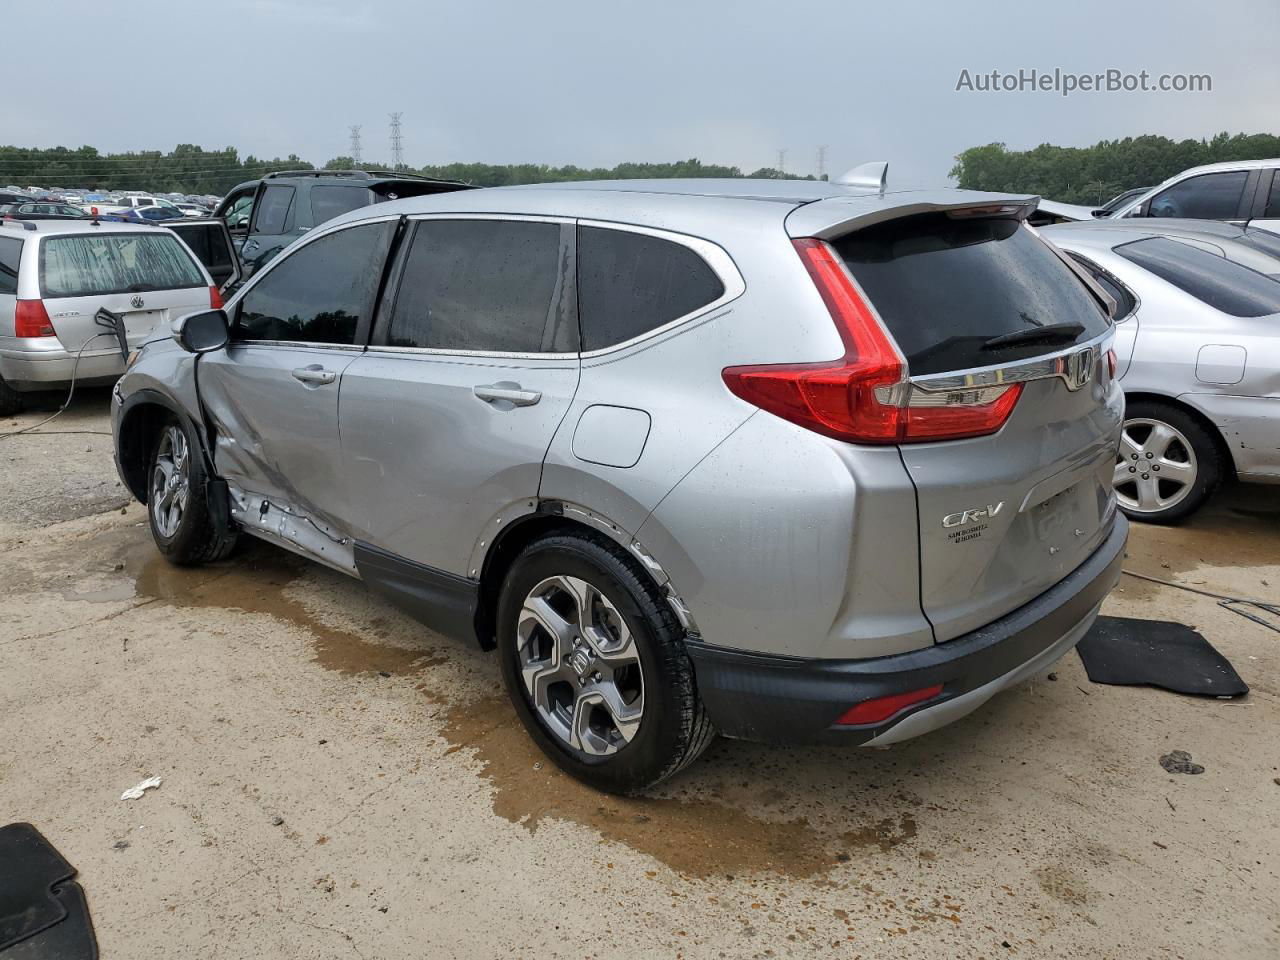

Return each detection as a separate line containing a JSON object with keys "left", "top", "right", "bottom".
{"left": 40, "top": 233, "right": 205, "bottom": 298}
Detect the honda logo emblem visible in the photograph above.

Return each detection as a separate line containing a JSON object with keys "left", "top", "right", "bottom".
{"left": 1061, "top": 347, "right": 1094, "bottom": 391}
{"left": 130, "top": 295, "right": 145, "bottom": 309}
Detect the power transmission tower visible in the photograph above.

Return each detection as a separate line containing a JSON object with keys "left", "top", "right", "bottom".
{"left": 389, "top": 113, "right": 404, "bottom": 169}
{"left": 349, "top": 125, "right": 363, "bottom": 166}
{"left": 816, "top": 145, "right": 828, "bottom": 180}
{"left": 776, "top": 148, "right": 787, "bottom": 176}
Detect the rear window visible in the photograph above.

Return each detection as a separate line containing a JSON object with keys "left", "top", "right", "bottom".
{"left": 39, "top": 233, "right": 205, "bottom": 298}
{"left": 1115, "top": 236, "right": 1280, "bottom": 317}
{"left": 310, "top": 185, "right": 372, "bottom": 225}
{"left": 0, "top": 237, "right": 21, "bottom": 294}
{"left": 835, "top": 214, "right": 1110, "bottom": 375}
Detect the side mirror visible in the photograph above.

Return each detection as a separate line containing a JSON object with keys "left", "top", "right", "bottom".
{"left": 172, "top": 309, "right": 229, "bottom": 354}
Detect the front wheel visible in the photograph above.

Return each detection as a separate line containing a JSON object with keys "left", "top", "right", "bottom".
{"left": 147, "top": 416, "right": 237, "bottom": 564}
{"left": 1113, "top": 400, "right": 1221, "bottom": 524}
{"left": 496, "top": 532, "right": 715, "bottom": 794}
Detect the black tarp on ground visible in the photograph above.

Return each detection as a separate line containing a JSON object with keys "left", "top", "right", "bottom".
{"left": 1077, "top": 616, "right": 1249, "bottom": 697}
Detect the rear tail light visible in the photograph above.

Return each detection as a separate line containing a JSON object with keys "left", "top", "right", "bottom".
{"left": 721, "top": 238, "right": 1022, "bottom": 444}
{"left": 836, "top": 684, "right": 944, "bottom": 726}
{"left": 15, "top": 299, "right": 55, "bottom": 337}
{"left": 208, "top": 285, "right": 224, "bottom": 309}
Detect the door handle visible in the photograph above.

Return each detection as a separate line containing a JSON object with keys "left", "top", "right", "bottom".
{"left": 473, "top": 382, "right": 541, "bottom": 407}
{"left": 291, "top": 365, "right": 336, "bottom": 385}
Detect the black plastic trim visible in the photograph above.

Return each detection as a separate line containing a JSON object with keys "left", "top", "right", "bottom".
{"left": 686, "top": 513, "right": 1128, "bottom": 745}
{"left": 354, "top": 541, "right": 479, "bottom": 646}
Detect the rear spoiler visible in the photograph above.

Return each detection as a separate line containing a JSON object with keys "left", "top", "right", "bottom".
{"left": 785, "top": 190, "right": 1040, "bottom": 240}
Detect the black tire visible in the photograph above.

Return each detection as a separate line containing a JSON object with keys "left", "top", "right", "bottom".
{"left": 0, "top": 374, "right": 23, "bottom": 417}
{"left": 146, "top": 415, "right": 237, "bottom": 565}
{"left": 1116, "top": 399, "right": 1222, "bottom": 525}
{"left": 496, "top": 531, "right": 715, "bottom": 794}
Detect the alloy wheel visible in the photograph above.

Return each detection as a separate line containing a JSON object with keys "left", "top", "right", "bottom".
{"left": 516, "top": 575, "right": 644, "bottom": 756}
{"left": 150, "top": 425, "right": 190, "bottom": 538}
{"left": 1113, "top": 417, "right": 1198, "bottom": 513}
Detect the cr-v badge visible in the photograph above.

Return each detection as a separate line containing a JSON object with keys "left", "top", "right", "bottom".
{"left": 942, "top": 502, "right": 1005, "bottom": 528}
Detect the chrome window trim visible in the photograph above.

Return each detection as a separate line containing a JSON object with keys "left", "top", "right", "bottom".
{"left": 575, "top": 218, "right": 745, "bottom": 359}
{"left": 223, "top": 213, "right": 403, "bottom": 349}
{"left": 909, "top": 329, "right": 1114, "bottom": 394}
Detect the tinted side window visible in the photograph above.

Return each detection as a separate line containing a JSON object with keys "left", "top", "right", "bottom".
{"left": 0, "top": 237, "right": 21, "bottom": 294}
{"left": 252, "top": 185, "right": 294, "bottom": 235}
{"left": 1266, "top": 174, "right": 1280, "bottom": 218}
{"left": 311, "top": 185, "right": 372, "bottom": 225}
{"left": 1149, "top": 172, "right": 1249, "bottom": 220}
{"left": 1116, "top": 236, "right": 1280, "bottom": 318}
{"left": 577, "top": 226, "right": 724, "bottom": 350}
{"left": 387, "top": 219, "right": 575, "bottom": 353}
{"left": 236, "top": 221, "right": 394, "bottom": 344}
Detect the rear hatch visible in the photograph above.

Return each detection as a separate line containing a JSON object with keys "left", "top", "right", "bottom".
{"left": 37, "top": 229, "right": 212, "bottom": 352}
{"left": 831, "top": 210, "right": 1120, "bottom": 641}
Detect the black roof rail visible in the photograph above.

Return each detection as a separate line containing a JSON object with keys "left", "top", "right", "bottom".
{"left": 261, "top": 169, "right": 439, "bottom": 182}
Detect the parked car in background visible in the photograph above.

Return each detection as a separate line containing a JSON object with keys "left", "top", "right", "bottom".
{"left": 1110, "top": 159, "right": 1280, "bottom": 234}
{"left": 174, "top": 202, "right": 209, "bottom": 218}
{"left": 0, "top": 219, "right": 220, "bottom": 414}
{"left": 0, "top": 190, "right": 31, "bottom": 213}
{"left": 113, "top": 175, "right": 1127, "bottom": 792}
{"left": 1046, "top": 218, "right": 1280, "bottom": 279}
{"left": 163, "top": 218, "right": 242, "bottom": 292}
{"left": 212, "top": 169, "right": 471, "bottom": 275}
{"left": 1043, "top": 222, "right": 1280, "bottom": 522}
{"left": 1028, "top": 198, "right": 1097, "bottom": 226}
{"left": 3, "top": 201, "right": 92, "bottom": 221}
{"left": 1091, "top": 186, "right": 1151, "bottom": 218}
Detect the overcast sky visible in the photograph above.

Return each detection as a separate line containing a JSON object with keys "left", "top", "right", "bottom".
{"left": 11, "top": 0, "right": 1280, "bottom": 187}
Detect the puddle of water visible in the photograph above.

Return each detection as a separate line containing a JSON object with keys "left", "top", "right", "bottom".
{"left": 1119, "top": 486, "right": 1280, "bottom": 602}
{"left": 441, "top": 695, "right": 860, "bottom": 879}
{"left": 119, "top": 530, "right": 429, "bottom": 676}
{"left": 104, "top": 524, "right": 917, "bottom": 879}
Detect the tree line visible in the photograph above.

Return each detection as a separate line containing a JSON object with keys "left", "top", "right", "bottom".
{"left": 951, "top": 132, "right": 1280, "bottom": 205}
{"left": 0, "top": 144, "right": 805, "bottom": 195}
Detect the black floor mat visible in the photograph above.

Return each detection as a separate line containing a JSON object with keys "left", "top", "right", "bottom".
{"left": 0, "top": 823, "right": 98, "bottom": 958}
{"left": 1077, "top": 616, "right": 1249, "bottom": 697}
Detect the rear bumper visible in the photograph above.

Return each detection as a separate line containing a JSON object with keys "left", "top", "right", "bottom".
{"left": 0, "top": 343, "right": 125, "bottom": 391}
{"left": 686, "top": 512, "right": 1127, "bottom": 745}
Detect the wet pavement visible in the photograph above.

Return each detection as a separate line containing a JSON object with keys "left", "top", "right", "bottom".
{"left": 1, "top": 394, "right": 1277, "bottom": 958}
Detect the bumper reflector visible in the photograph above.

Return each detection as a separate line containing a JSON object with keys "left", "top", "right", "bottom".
{"left": 835, "top": 684, "right": 944, "bottom": 726}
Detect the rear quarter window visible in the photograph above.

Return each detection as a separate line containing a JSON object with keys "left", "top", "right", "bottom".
{"left": 577, "top": 226, "right": 725, "bottom": 350}
{"left": 0, "top": 236, "right": 21, "bottom": 294}
{"left": 835, "top": 215, "right": 1111, "bottom": 375}
{"left": 39, "top": 233, "right": 205, "bottom": 298}
{"left": 1115, "top": 236, "right": 1280, "bottom": 318}
{"left": 310, "top": 185, "right": 372, "bottom": 225}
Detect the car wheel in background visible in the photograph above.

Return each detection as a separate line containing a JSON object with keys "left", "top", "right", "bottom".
{"left": 496, "top": 532, "right": 715, "bottom": 794}
{"left": 147, "top": 416, "right": 237, "bottom": 564}
{"left": 1114, "top": 399, "right": 1221, "bottom": 524}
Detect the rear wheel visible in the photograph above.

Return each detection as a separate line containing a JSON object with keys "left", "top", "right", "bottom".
{"left": 147, "top": 416, "right": 237, "bottom": 564}
{"left": 1114, "top": 400, "right": 1221, "bottom": 524}
{"left": 0, "top": 375, "right": 23, "bottom": 417}
{"left": 496, "top": 532, "right": 715, "bottom": 794}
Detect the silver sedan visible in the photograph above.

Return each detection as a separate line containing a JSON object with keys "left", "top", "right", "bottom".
{"left": 1044, "top": 222, "right": 1280, "bottom": 522}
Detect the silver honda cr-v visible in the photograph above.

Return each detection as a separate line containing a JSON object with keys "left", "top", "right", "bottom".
{"left": 111, "top": 173, "right": 1128, "bottom": 793}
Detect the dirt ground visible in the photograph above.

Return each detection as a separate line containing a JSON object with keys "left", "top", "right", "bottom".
{"left": 2, "top": 390, "right": 1277, "bottom": 959}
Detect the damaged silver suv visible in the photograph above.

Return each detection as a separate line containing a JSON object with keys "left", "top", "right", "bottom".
{"left": 112, "top": 173, "right": 1128, "bottom": 793}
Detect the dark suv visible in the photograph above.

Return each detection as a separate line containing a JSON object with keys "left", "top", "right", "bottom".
{"left": 212, "top": 169, "right": 470, "bottom": 277}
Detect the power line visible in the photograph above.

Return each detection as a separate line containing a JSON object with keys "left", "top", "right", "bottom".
{"left": 349, "top": 125, "right": 363, "bottom": 166}
{"left": 389, "top": 112, "right": 403, "bottom": 169}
